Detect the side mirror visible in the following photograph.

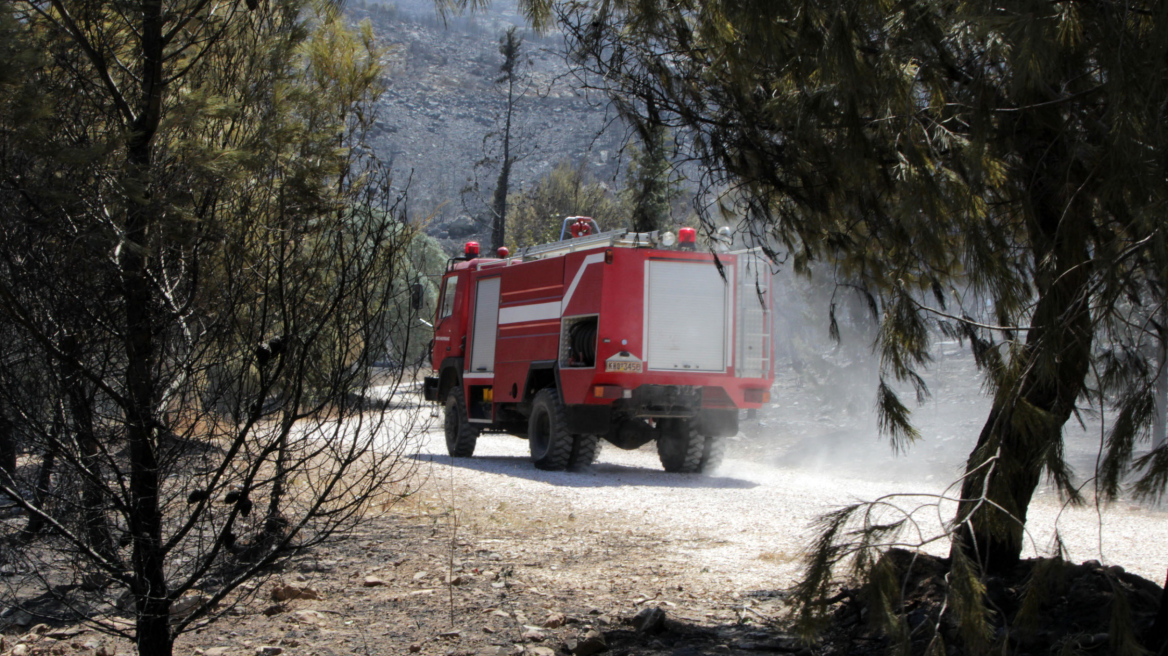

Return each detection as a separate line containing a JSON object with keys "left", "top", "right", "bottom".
{"left": 410, "top": 283, "right": 424, "bottom": 311}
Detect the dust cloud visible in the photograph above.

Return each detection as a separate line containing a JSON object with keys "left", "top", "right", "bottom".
{"left": 731, "top": 266, "right": 995, "bottom": 488}
{"left": 737, "top": 343, "right": 990, "bottom": 487}
{"left": 717, "top": 266, "right": 1168, "bottom": 579}
{"left": 735, "top": 265, "right": 1139, "bottom": 493}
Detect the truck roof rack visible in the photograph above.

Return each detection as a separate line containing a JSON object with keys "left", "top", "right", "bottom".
{"left": 515, "top": 229, "right": 660, "bottom": 261}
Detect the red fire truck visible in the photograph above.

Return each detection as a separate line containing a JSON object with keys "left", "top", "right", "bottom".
{"left": 422, "top": 219, "right": 774, "bottom": 473}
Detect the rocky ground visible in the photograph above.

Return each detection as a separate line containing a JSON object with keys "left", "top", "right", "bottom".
{"left": 3, "top": 350, "right": 1166, "bottom": 656}
{"left": 0, "top": 478, "right": 809, "bottom": 656}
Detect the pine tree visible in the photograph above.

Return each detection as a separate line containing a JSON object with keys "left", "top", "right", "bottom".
{"left": 489, "top": 26, "right": 525, "bottom": 252}
{"left": 508, "top": 0, "right": 1168, "bottom": 577}
{"left": 622, "top": 121, "right": 678, "bottom": 234}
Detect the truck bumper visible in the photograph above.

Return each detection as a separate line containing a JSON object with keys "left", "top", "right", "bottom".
{"left": 573, "top": 385, "right": 741, "bottom": 437}
{"left": 560, "top": 366, "right": 772, "bottom": 412}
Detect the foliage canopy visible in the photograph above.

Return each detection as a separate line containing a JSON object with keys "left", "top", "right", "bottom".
{"left": 538, "top": 0, "right": 1167, "bottom": 559}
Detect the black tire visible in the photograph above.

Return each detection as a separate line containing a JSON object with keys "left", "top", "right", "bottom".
{"left": 528, "top": 389, "right": 574, "bottom": 471}
{"left": 656, "top": 418, "right": 705, "bottom": 473}
{"left": 444, "top": 386, "right": 479, "bottom": 457}
{"left": 568, "top": 434, "right": 601, "bottom": 470}
{"left": 700, "top": 435, "right": 726, "bottom": 472}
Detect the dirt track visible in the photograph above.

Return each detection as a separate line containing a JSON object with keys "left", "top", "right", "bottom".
{"left": 409, "top": 350, "right": 1168, "bottom": 591}
{"left": 413, "top": 430, "right": 1168, "bottom": 593}
{"left": 11, "top": 354, "right": 1168, "bottom": 656}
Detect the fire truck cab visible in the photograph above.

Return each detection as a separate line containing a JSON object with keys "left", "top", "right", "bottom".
{"left": 423, "top": 220, "right": 774, "bottom": 473}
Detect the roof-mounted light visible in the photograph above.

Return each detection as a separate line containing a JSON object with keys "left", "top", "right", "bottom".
{"left": 678, "top": 227, "right": 697, "bottom": 248}
{"left": 464, "top": 241, "right": 480, "bottom": 259}
{"left": 659, "top": 231, "right": 676, "bottom": 247}
{"left": 569, "top": 218, "right": 594, "bottom": 238}
{"left": 497, "top": 247, "right": 510, "bottom": 258}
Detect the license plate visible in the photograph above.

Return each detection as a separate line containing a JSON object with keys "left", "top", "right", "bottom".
{"left": 605, "top": 360, "right": 643, "bottom": 373}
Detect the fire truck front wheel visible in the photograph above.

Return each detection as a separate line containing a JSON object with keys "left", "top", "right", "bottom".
{"left": 528, "top": 389, "right": 597, "bottom": 471}
{"left": 444, "top": 386, "right": 479, "bottom": 457}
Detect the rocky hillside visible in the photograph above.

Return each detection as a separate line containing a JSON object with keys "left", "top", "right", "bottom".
{"left": 348, "top": 0, "right": 628, "bottom": 252}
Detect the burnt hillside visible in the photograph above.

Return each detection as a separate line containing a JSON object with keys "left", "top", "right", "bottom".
{"left": 349, "top": 0, "right": 629, "bottom": 251}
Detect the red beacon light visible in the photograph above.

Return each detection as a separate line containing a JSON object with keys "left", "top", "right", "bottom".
{"left": 464, "top": 241, "right": 480, "bottom": 259}
{"left": 678, "top": 227, "right": 697, "bottom": 250}
{"left": 569, "top": 218, "right": 594, "bottom": 238}
{"left": 497, "top": 247, "right": 510, "bottom": 258}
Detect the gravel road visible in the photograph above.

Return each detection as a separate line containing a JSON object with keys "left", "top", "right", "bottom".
{"left": 402, "top": 352, "right": 1168, "bottom": 594}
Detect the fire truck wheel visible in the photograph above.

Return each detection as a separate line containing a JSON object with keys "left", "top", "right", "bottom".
{"left": 444, "top": 386, "right": 479, "bottom": 457}
{"left": 528, "top": 389, "right": 574, "bottom": 471}
{"left": 568, "top": 434, "right": 601, "bottom": 470}
{"left": 656, "top": 419, "right": 705, "bottom": 473}
{"left": 700, "top": 435, "right": 726, "bottom": 472}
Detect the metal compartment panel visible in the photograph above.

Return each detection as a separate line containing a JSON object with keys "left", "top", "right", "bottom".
{"left": 645, "top": 260, "right": 729, "bottom": 372}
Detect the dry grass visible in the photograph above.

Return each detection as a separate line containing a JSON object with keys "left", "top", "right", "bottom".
{"left": 757, "top": 551, "right": 798, "bottom": 564}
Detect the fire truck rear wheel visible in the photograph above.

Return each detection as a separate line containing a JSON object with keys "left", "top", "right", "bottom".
{"left": 528, "top": 389, "right": 575, "bottom": 471}
{"left": 444, "top": 386, "right": 479, "bottom": 457}
{"left": 701, "top": 435, "right": 726, "bottom": 472}
{"left": 568, "top": 434, "right": 601, "bottom": 470}
{"left": 656, "top": 418, "right": 705, "bottom": 473}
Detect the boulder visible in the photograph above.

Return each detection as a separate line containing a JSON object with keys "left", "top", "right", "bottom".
{"left": 363, "top": 575, "right": 388, "bottom": 587}
{"left": 632, "top": 606, "right": 667, "bottom": 634}
{"left": 567, "top": 630, "right": 607, "bottom": 656}
{"left": 271, "top": 583, "right": 320, "bottom": 602}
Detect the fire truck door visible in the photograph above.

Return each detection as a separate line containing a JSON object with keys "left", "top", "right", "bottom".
{"left": 469, "top": 277, "right": 501, "bottom": 373}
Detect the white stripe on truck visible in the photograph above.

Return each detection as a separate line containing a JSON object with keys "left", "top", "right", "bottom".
{"left": 497, "top": 252, "right": 606, "bottom": 325}
{"left": 498, "top": 301, "right": 559, "bottom": 325}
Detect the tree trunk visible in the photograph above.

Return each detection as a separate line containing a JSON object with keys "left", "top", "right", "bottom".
{"left": 123, "top": 183, "right": 173, "bottom": 656}
{"left": 124, "top": 1, "right": 172, "bottom": 652}
{"left": 490, "top": 158, "right": 510, "bottom": 252}
{"left": 952, "top": 254, "right": 1091, "bottom": 572}
{"left": 60, "top": 334, "right": 116, "bottom": 561}
{"left": 124, "top": 229, "right": 172, "bottom": 656}
{"left": 952, "top": 121, "right": 1094, "bottom": 574}
{"left": 24, "top": 409, "right": 63, "bottom": 537}
{"left": 490, "top": 76, "right": 514, "bottom": 253}
{"left": 952, "top": 299, "right": 1091, "bottom": 572}
{"left": 23, "top": 445, "right": 55, "bottom": 537}
{"left": 0, "top": 411, "right": 15, "bottom": 486}
{"left": 264, "top": 416, "right": 294, "bottom": 543}
{"left": 1147, "top": 567, "right": 1168, "bottom": 653}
